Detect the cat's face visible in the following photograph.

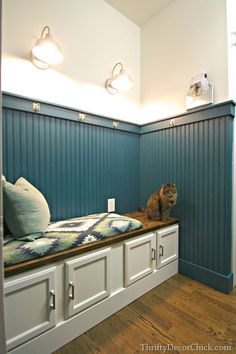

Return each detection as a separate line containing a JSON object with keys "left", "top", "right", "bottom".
{"left": 162, "top": 183, "right": 177, "bottom": 196}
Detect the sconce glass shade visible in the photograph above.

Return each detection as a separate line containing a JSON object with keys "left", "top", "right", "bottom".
{"left": 32, "top": 26, "right": 63, "bottom": 69}
{"left": 105, "top": 63, "right": 133, "bottom": 94}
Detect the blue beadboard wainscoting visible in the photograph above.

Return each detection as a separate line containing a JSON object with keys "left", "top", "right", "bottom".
{"left": 2, "top": 93, "right": 235, "bottom": 293}
{"left": 141, "top": 101, "right": 235, "bottom": 293}
{"left": 2, "top": 94, "right": 140, "bottom": 220}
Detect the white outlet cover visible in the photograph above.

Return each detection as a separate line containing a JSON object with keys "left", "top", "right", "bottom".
{"left": 108, "top": 198, "right": 115, "bottom": 212}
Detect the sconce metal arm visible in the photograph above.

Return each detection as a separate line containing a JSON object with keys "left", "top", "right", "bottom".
{"left": 111, "top": 62, "right": 123, "bottom": 78}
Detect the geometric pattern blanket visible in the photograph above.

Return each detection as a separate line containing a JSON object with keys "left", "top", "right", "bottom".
{"left": 3, "top": 213, "right": 143, "bottom": 267}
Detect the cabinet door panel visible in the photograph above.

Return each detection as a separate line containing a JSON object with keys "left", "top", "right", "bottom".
{"left": 157, "top": 225, "right": 179, "bottom": 268}
{"left": 124, "top": 233, "right": 155, "bottom": 286}
{"left": 66, "top": 248, "right": 111, "bottom": 318}
{"left": 4, "top": 268, "right": 56, "bottom": 351}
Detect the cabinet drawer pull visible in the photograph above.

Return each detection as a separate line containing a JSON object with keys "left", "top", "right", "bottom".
{"left": 50, "top": 290, "right": 56, "bottom": 310}
{"left": 151, "top": 248, "right": 156, "bottom": 260}
{"left": 69, "top": 281, "right": 75, "bottom": 300}
{"left": 159, "top": 245, "right": 164, "bottom": 257}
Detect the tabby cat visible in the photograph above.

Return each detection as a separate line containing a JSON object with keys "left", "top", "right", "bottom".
{"left": 146, "top": 183, "right": 177, "bottom": 221}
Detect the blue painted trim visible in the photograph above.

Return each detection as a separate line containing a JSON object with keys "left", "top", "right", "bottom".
{"left": 2, "top": 92, "right": 141, "bottom": 135}
{"left": 179, "top": 259, "right": 233, "bottom": 294}
{"left": 3, "top": 93, "right": 236, "bottom": 135}
{"left": 141, "top": 101, "right": 235, "bottom": 134}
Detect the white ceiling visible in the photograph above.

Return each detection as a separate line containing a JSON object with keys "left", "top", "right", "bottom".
{"left": 104, "top": 0, "right": 174, "bottom": 26}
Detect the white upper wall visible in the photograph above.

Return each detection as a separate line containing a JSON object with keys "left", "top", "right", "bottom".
{"left": 227, "top": 0, "right": 236, "bottom": 101}
{"left": 2, "top": 0, "right": 230, "bottom": 124}
{"left": 2, "top": 0, "right": 140, "bottom": 123}
{"left": 141, "top": 0, "right": 228, "bottom": 123}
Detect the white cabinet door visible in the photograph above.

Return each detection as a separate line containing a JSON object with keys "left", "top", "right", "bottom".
{"left": 124, "top": 233, "right": 156, "bottom": 287}
{"left": 157, "top": 224, "right": 179, "bottom": 268}
{"left": 4, "top": 267, "right": 56, "bottom": 351}
{"left": 65, "top": 248, "right": 111, "bottom": 318}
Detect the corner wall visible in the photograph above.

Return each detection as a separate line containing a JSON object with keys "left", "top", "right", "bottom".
{"left": 0, "top": 0, "right": 7, "bottom": 352}
{"left": 140, "top": 102, "right": 235, "bottom": 293}
{"left": 227, "top": 0, "right": 236, "bottom": 286}
{"left": 141, "top": 0, "right": 228, "bottom": 123}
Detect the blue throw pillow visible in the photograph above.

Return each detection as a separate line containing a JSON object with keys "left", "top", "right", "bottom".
{"left": 3, "top": 177, "right": 50, "bottom": 239}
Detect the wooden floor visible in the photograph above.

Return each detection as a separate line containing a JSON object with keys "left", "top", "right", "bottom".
{"left": 54, "top": 275, "right": 236, "bottom": 354}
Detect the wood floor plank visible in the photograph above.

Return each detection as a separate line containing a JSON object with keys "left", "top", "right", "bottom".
{"left": 156, "top": 279, "right": 236, "bottom": 327}
{"left": 141, "top": 285, "right": 234, "bottom": 347}
{"left": 54, "top": 275, "right": 236, "bottom": 354}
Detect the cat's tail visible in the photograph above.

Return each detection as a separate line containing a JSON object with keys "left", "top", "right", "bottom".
{"left": 138, "top": 205, "right": 146, "bottom": 212}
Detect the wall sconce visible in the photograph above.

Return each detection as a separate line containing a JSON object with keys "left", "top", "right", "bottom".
{"left": 31, "top": 26, "right": 63, "bottom": 69}
{"left": 105, "top": 62, "right": 133, "bottom": 94}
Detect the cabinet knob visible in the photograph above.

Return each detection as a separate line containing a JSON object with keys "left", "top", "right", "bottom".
{"left": 50, "top": 290, "right": 56, "bottom": 310}
{"left": 159, "top": 245, "right": 164, "bottom": 257}
{"left": 69, "top": 281, "right": 75, "bottom": 300}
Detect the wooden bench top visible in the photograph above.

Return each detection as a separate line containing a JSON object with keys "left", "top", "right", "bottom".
{"left": 4, "top": 212, "right": 179, "bottom": 277}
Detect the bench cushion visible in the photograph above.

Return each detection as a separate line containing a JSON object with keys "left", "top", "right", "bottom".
{"left": 4, "top": 213, "right": 143, "bottom": 266}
